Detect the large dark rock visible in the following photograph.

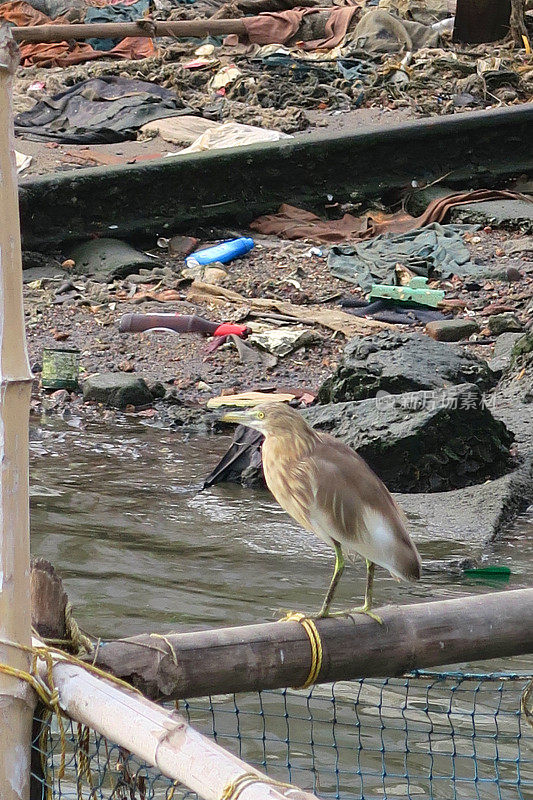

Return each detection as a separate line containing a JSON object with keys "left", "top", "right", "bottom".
{"left": 317, "top": 331, "right": 496, "bottom": 403}
{"left": 83, "top": 373, "right": 153, "bottom": 409}
{"left": 206, "top": 384, "right": 513, "bottom": 494}
{"left": 304, "top": 384, "right": 513, "bottom": 493}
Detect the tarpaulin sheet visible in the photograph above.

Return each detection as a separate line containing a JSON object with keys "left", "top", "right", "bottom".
{"left": 15, "top": 76, "right": 191, "bottom": 143}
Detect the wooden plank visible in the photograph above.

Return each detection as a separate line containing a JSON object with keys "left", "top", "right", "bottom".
{"left": 89, "top": 590, "right": 533, "bottom": 701}
{"left": 35, "top": 648, "right": 320, "bottom": 800}
{"left": 0, "top": 24, "right": 35, "bottom": 800}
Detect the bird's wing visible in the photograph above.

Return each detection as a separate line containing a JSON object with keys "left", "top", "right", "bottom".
{"left": 306, "top": 434, "right": 421, "bottom": 581}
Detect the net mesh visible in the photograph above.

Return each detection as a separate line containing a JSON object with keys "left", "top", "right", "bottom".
{"left": 32, "top": 671, "right": 533, "bottom": 800}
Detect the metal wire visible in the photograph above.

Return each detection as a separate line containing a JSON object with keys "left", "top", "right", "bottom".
{"left": 31, "top": 672, "right": 533, "bottom": 800}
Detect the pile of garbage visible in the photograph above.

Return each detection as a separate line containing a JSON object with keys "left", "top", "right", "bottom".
{"left": 6, "top": 0, "right": 533, "bottom": 148}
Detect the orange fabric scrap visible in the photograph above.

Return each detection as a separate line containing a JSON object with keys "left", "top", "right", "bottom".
{"left": 0, "top": 1, "right": 155, "bottom": 67}
{"left": 250, "top": 190, "right": 533, "bottom": 244}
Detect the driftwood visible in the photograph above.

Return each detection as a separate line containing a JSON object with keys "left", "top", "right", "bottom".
{"left": 30, "top": 560, "right": 68, "bottom": 800}
{"left": 87, "top": 589, "right": 533, "bottom": 702}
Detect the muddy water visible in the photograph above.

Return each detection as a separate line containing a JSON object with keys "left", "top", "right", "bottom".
{"left": 30, "top": 416, "right": 532, "bottom": 800}
{"left": 30, "top": 416, "right": 532, "bottom": 668}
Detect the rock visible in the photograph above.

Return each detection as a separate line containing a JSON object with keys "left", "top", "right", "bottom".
{"left": 168, "top": 235, "right": 199, "bottom": 258}
{"left": 305, "top": 385, "right": 513, "bottom": 493}
{"left": 317, "top": 331, "right": 496, "bottom": 403}
{"left": 450, "top": 199, "right": 533, "bottom": 233}
{"left": 398, "top": 457, "right": 533, "bottom": 550}
{"left": 149, "top": 381, "right": 166, "bottom": 400}
{"left": 425, "top": 319, "right": 480, "bottom": 342}
{"left": 203, "top": 267, "right": 228, "bottom": 285}
{"left": 249, "top": 328, "right": 321, "bottom": 357}
{"left": 488, "top": 313, "right": 523, "bottom": 336}
{"left": 82, "top": 373, "right": 153, "bottom": 409}
{"left": 67, "top": 238, "right": 156, "bottom": 281}
{"left": 487, "top": 332, "right": 525, "bottom": 373}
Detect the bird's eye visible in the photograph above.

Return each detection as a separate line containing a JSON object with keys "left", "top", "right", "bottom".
{"left": 257, "top": 411, "right": 265, "bottom": 420}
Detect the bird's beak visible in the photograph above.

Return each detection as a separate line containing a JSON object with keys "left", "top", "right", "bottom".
{"left": 220, "top": 410, "right": 251, "bottom": 424}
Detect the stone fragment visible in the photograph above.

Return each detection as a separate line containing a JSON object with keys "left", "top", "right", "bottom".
{"left": 305, "top": 384, "right": 513, "bottom": 493}
{"left": 83, "top": 373, "right": 153, "bottom": 409}
{"left": 488, "top": 313, "right": 523, "bottom": 336}
{"left": 425, "top": 319, "right": 480, "bottom": 342}
{"left": 487, "top": 332, "right": 525, "bottom": 373}
{"left": 317, "top": 331, "right": 496, "bottom": 403}
{"left": 450, "top": 199, "right": 533, "bottom": 233}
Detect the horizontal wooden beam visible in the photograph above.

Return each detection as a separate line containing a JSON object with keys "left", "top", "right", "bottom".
{"left": 19, "top": 103, "right": 533, "bottom": 250}
{"left": 90, "top": 589, "right": 533, "bottom": 701}
{"left": 11, "top": 19, "right": 247, "bottom": 43}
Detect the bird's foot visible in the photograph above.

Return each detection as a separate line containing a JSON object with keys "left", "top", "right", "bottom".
{"left": 328, "top": 606, "right": 383, "bottom": 625}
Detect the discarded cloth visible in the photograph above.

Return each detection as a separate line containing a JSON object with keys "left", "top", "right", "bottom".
{"left": 0, "top": 1, "right": 154, "bottom": 66}
{"left": 250, "top": 190, "right": 532, "bottom": 243}
{"left": 174, "top": 122, "right": 291, "bottom": 154}
{"left": 250, "top": 203, "right": 368, "bottom": 243}
{"left": 15, "top": 77, "right": 191, "bottom": 143}
{"left": 339, "top": 297, "right": 449, "bottom": 325}
{"left": 85, "top": 0, "right": 150, "bottom": 51}
{"left": 346, "top": 9, "right": 441, "bottom": 54}
{"left": 231, "top": 5, "right": 362, "bottom": 51}
{"left": 328, "top": 223, "right": 477, "bottom": 292}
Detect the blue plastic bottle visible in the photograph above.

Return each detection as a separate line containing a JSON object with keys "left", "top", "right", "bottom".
{"left": 185, "top": 237, "right": 254, "bottom": 267}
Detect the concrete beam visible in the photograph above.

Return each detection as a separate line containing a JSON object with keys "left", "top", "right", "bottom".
{"left": 19, "top": 103, "right": 533, "bottom": 250}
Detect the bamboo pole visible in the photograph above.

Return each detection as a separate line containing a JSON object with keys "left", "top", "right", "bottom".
{"left": 10, "top": 19, "right": 248, "bottom": 43}
{"left": 0, "top": 24, "right": 35, "bottom": 800}
{"left": 34, "top": 649, "right": 320, "bottom": 800}
{"left": 90, "top": 589, "right": 533, "bottom": 702}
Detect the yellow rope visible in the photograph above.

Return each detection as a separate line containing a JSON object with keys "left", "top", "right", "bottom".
{"left": 221, "top": 772, "right": 298, "bottom": 800}
{"left": 278, "top": 612, "right": 323, "bottom": 689}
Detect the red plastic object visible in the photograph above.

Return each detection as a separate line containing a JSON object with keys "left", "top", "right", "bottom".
{"left": 213, "top": 323, "right": 250, "bottom": 338}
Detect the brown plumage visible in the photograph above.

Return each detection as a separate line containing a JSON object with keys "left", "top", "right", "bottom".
{"left": 221, "top": 402, "right": 421, "bottom": 619}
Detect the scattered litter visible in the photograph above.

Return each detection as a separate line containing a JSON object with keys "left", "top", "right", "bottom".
{"left": 249, "top": 327, "right": 321, "bottom": 357}
{"left": 15, "top": 77, "right": 192, "bottom": 144}
{"left": 369, "top": 276, "right": 445, "bottom": 308}
{"left": 174, "top": 122, "right": 291, "bottom": 155}
{"left": 15, "top": 150, "right": 32, "bottom": 173}
{"left": 185, "top": 238, "right": 255, "bottom": 268}
{"left": 206, "top": 391, "right": 296, "bottom": 409}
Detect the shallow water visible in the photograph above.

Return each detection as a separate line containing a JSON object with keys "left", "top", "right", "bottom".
{"left": 30, "top": 416, "right": 533, "bottom": 800}
{"left": 30, "top": 416, "right": 532, "bottom": 670}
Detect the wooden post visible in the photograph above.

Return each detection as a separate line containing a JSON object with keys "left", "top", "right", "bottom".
{"left": 35, "top": 649, "right": 320, "bottom": 800}
{"left": 88, "top": 589, "right": 533, "bottom": 702}
{"left": 453, "top": 0, "right": 511, "bottom": 43}
{"left": 0, "top": 24, "right": 35, "bottom": 800}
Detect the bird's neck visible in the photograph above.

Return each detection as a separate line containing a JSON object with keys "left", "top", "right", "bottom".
{"left": 263, "top": 427, "right": 317, "bottom": 462}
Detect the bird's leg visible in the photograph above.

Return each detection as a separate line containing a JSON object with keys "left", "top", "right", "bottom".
{"left": 329, "top": 560, "right": 383, "bottom": 624}
{"left": 315, "top": 542, "right": 345, "bottom": 618}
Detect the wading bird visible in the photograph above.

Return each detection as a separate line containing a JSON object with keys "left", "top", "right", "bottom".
{"left": 221, "top": 403, "right": 421, "bottom": 622}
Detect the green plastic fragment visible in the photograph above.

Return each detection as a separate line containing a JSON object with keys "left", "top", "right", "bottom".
{"left": 369, "top": 277, "right": 445, "bottom": 308}
{"left": 463, "top": 565, "right": 511, "bottom": 580}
